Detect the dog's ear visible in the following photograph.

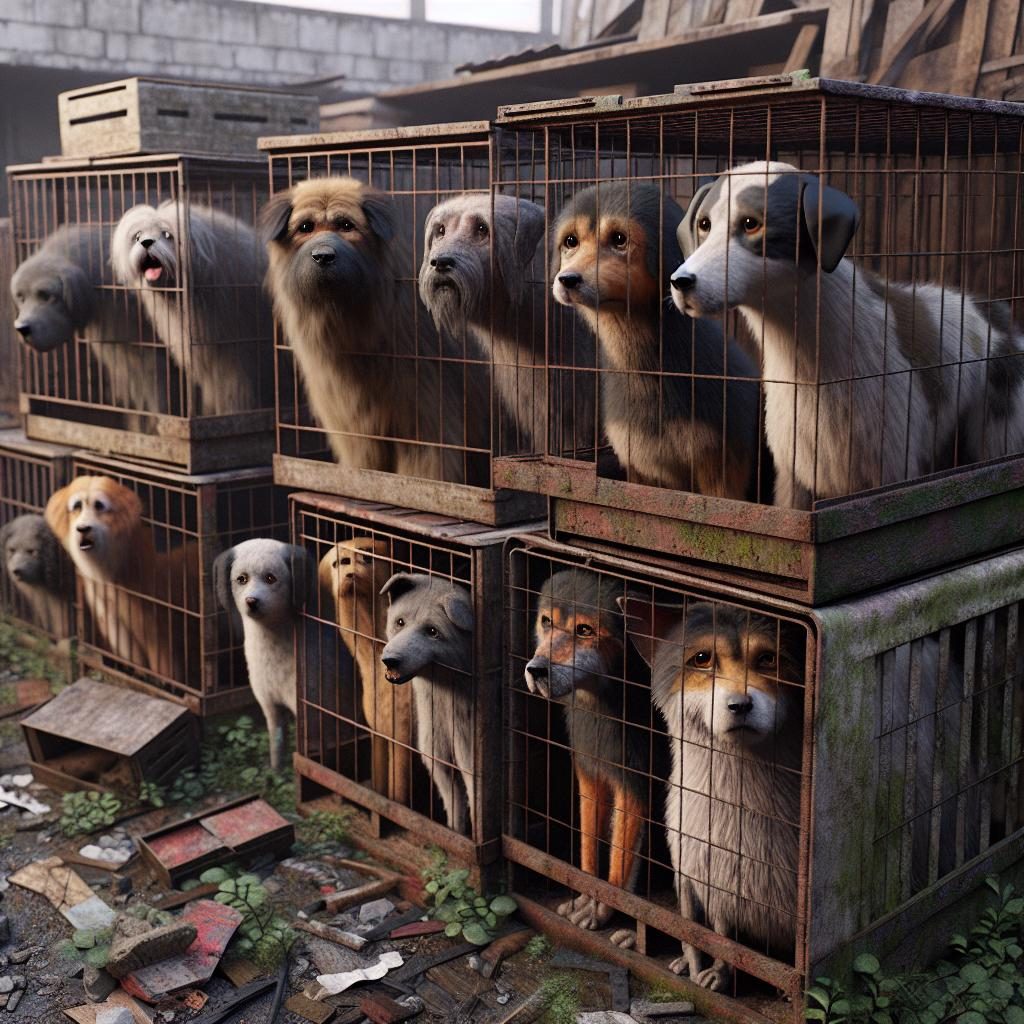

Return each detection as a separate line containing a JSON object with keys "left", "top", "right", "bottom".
{"left": 496, "top": 198, "right": 545, "bottom": 304}
{"left": 677, "top": 182, "right": 715, "bottom": 259}
{"left": 442, "top": 586, "right": 474, "bottom": 633}
{"left": 361, "top": 191, "right": 395, "bottom": 244}
{"left": 61, "top": 261, "right": 95, "bottom": 329}
{"left": 212, "top": 548, "right": 236, "bottom": 614}
{"left": 45, "top": 482, "right": 77, "bottom": 547}
{"left": 380, "top": 572, "right": 420, "bottom": 604}
{"left": 259, "top": 193, "right": 293, "bottom": 246}
{"left": 40, "top": 526, "right": 63, "bottom": 592}
{"left": 286, "top": 544, "right": 315, "bottom": 610}
{"left": 616, "top": 594, "right": 684, "bottom": 668}
{"left": 0, "top": 521, "right": 11, "bottom": 570}
{"left": 801, "top": 177, "right": 860, "bottom": 273}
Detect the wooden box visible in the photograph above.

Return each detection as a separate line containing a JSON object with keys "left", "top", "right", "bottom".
{"left": 59, "top": 77, "right": 319, "bottom": 159}
{"left": 21, "top": 677, "right": 198, "bottom": 794}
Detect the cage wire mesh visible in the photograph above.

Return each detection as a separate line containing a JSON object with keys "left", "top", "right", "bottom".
{"left": 69, "top": 453, "right": 287, "bottom": 715}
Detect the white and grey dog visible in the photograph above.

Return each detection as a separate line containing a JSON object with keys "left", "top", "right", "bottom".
{"left": 670, "top": 161, "right": 1024, "bottom": 507}
{"left": 214, "top": 539, "right": 313, "bottom": 770}
{"left": 379, "top": 572, "right": 476, "bottom": 836}
{"left": 0, "top": 513, "right": 72, "bottom": 637}
{"left": 112, "top": 201, "right": 272, "bottom": 417}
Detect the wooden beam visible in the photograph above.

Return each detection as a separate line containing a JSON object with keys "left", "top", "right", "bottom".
{"left": 981, "top": 52, "right": 1024, "bottom": 75}
{"left": 952, "top": 0, "right": 992, "bottom": 95}
{"left": 638, "top": 0, "right": 671, "bottom": 40}
{"left": 821, "top": 0, "right": 865, "bottom": 78}
{"left": 868, "top": 0, "right": 963, "bottom": 86}
{"left": 784, "top": 22, "right": 821, "bottom": 71}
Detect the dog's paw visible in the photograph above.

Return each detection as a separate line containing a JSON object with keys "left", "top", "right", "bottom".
{"left": 556, "top": 893, "right": 591, "bottom": 919}
{"left": 568, "top": 898, "right": 613, "bottom": 930}
{"left": 609, "top": 928, "right": 635, "bottom": 949}
{"left": 696, "top": 961, "right": 731, "bottom": 991}
{"left": 667, "top": 955, "right": 690, "bottom": 976}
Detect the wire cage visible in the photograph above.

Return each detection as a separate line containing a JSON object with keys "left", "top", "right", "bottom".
{"left": 0, "top": 428, "right": 75, "bottom": 641}
{"left": 492, "top": 75, "right": 1024, "bottom": 604}
{"left": 8, "top": 153, "right": 276, "bottom": 473}
{"left": 292, "top": 490, "right": 542, "bottom": 868}
{"left": 67, "top": 452, "right": 288, "bottom": 716}
{"left": 259, "top": 122, "right": 551, "bottom": 526}
{"left": 505, "top": 534, "right": 1024, "bottom": 1021}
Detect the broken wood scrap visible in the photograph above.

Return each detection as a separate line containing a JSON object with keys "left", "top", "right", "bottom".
{"left": 323, "top": 876, "right": 396, "bottom": 914}
{"left": 479, "top": 927, "right": 534, "bottom": 978}
{"left": 295, "top": 918, "right": 369, "bottom": 951}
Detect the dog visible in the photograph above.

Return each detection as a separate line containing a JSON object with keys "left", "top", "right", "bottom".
{"left": 0, "top": 513, "right": 72, "bottom": 637}
{"left": 45, "top": 476, "right": 198, "bottom": 682}
{"left": 670, "top": 161, "right": 1024, "bottom": 507}
{"left": 318, "top": 538, "right": 412, "bottom": 802}
{"left": 524, "top": 569, "right": 649, "bottom": 947}
{"left": 111, "top": 201, "right": 272, "bottom": 417}
{"left": 551, "top": 181, "right": 763, "bottom": 497}
{"left": 620, "top": 597, "right": 804, "bottom": 990}
{"left": 214, "top": 539, "right": 313, "bottom": 771}
{"left": 379, "top": 572, "right": 475, "bottom": 836}
{"left": 11, "top": 224, "right": 168, "bottom": 417}
{"left": 260, "top": 177, "right": 489, "bottom": 482}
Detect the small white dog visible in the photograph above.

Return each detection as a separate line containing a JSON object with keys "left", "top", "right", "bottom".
{"left": 214, "top": 539, "right": 313, "bottom": 770}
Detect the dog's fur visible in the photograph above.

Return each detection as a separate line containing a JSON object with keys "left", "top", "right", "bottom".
{"left": 419, "top": 193, "right": 548, "bottom": 452}
{"left": 552, "top": 182, "right": 762, "bottom": 497}
{"left": 621, "top": 598, "right": 804, "bottom": 990}
{"left": 260, "top": 177, "right": 489, "bottom": 482}
{"left": 671, "top": 161, "right": 1024, "bottom": 507}
{"left": 11, "top": 224, "right": 168, "bottom": 416}
{"left": 380, "top": 573, "right": 475, "bottom": 836}
{"left": 525, "top": 570, "right": 648, "bottom": 946}
{"left": 318, "top": 538, "right": 412, "bottom": 802}
{"left": 46, "top": 476, "right": 198, "bottom": 682}
{"left": 214, "top": 539, "right": 313, "bottom": 770}
{"left": 112, "top": 201, "right": 272, "bottom": 417}
{"left": 0, "top": 513, "right": 72, "bottom": 637}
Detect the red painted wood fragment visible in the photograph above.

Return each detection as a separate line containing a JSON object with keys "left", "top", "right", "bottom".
{"left": 389, "top": 919, "right": 446, "bottom": 939}
{"left": 201, "top": 799, "right": 289, "bottom": 847}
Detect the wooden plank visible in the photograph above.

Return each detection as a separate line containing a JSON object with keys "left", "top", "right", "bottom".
{"left": 951, "top": 0, "right": 992, "bottom": 95}
{"left": 784, "top": 22, "right": 821, "bottom": 70}
{"left": 820, "top": 0, "right": 865, "bottom": 78}
{"left": 724, "top": 0, "right": 763, "bottom": 20}
{"left": 869, "top": 0, "right": 962, "bottom": 85}
{"left": 982, "top": 52, "right": 1024, "bottom": 74}
{"left": 637, "top": 0, "right": 671, "bottom": 40}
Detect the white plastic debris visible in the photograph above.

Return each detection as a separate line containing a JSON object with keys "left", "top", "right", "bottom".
{"left": 315, "top": 950, "right": 404, "bottom": 995}
{"left": 10, "top": 775, "right": 32, "bottom": 789}
{"left": 0, "top": 786, "right": 49, "bottom": 816}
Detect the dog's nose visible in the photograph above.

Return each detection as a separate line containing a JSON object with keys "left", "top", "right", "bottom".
{"left": 14, "top": 321, "right": 30, "bottom": 338}
{"left": 11, "top": 567, "right": 24, "bottom": 580}
{"left": 430, "top": 255, "right": 455, "bottom": 272}
{"left": 670, "top": 269, "right": 697, "bottom": 292}
{"left": 76, "top": 524, "right": 91, "bottom": 535}
{"left": 139, "top": 236, "right": 156, "bottom": 250}
{"left": 726, "top": 693, "right": 754, "bottom": 716}
{"left": 558, "top": 272, "right": 582, "bottom": 290}
{"left": 245, "top": 596, "right": 260, "bottom": 610}
{"left": 381, "top": 654, "right": 400, "bottom": 670}
{"left": 525, "top": 661, "right": 547, "bottom": 681}
{"left": 310, "top": 246, "right": 336, "bottom": 266}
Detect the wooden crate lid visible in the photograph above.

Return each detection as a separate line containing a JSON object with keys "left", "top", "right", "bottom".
{"left": 21, "top": 677, "right": 191, "bottom": 758}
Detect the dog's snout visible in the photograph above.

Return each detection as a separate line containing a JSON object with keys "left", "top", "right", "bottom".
{"left": 245, "top": 596, "right": 260, "bottom": 610}
{"left": 11, "top": 566, "right": 24, "bottom": 581}
{"left": 558, "top": 272, "right": 583, "bottom": 290}
{"left": 76, "top": 523, "right": 92, "bottom": 535}
{"left": 381, "top": 654, "right": 401, "bottom": 670}
{"left": 726, "top": 693, "right": 754, "bottom": 716}
{"left": 670, "top": 269, "right": 697, "bottom": 292}
{"left": 310, "top": 246, "right": 336, "bottom": 267}
{"left": 14, "top": 321, "right": 31, "bottom": 338}
{"left": 525, "top": 660, "right": 548, "bottom": 681}
{"left": 430, "top": 255, "right": 455, "bottom": 272}
{"left": 139, "top": 236, "right": 156, "bottom": 250}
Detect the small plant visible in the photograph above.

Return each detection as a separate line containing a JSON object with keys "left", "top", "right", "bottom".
{"left": 420, "top": 847, "right": 517, "bottom": 946}
{"left": 60, "top": 790, "right": 122, "bottom": 837}
{"left": 294, "top": 808, "right": 352, "bottom": 856}
{"left": 137, "top": 780, "right": 165, "bottom": 809}
{"left": 58, "top": 925, "right": 115, "bottom": 969}
{"left": 540, "top": 973, "right": 581, "bottom": 1024}
{"left": 206, "top": 868, "right": 295, "bottom": 969}
{"left": 0, "top": 616, "right": 66, "bottom": 688}
{"left": 525, "top": 934, "right": 551, "bottom": 960}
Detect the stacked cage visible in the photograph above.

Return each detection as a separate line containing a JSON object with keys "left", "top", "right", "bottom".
{"left": 493, "top": 75, "right": 1024, "bottom": 1019}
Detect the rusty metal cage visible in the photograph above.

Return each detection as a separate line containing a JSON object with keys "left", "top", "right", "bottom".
{"left": 259, "top": 123, "right": 549, "bottom": 526}
{"left": 292, "top": 490, "right": 542, "bottom": 868}
{"left": 0, "top": 428, "right": 75, "bottom": 641}
{"left": 68, "top": 452, "right": 288, "bottom": 716}
{"left": 492, "top": 77, "right": 1024, "bottom": 604}
{"left": 505, "top": 534, "right": 1024, "bottom": 1021}
{"left": 8, "top": 154, "right": 276, "bottom": 472}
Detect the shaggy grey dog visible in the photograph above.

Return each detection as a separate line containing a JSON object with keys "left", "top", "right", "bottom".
{"left": 0, "top": 513, "right": 71, "bottom": 637}
{"left": 214, "top": 539, "right": 313, "bottom": 770}
{"left": 379, "top": 572, "right": 476, "bottom": 836}
{"left": 11, "top": 223, "right": 168, "bottom": 417}
{"left": 112, "top": 201, "right": 272, "bottom": 417}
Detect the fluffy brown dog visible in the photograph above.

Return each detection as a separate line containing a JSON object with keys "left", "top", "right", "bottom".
{"left": 318, "top": 537, "right": 412, "bottom": 803}
{"left": 260, "top": 177, "right": 489, "bottom": 483}
{"left": 46, "top": 476, "right": 198, "bottom": 682}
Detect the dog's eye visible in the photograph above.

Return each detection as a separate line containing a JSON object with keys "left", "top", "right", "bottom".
{"left": 697, "top": 216, "right": 711, "bottom": 232}
{"left": 741, "top": 216, "right": 761, "bottom": 234}
{"left": 476, "top": 222, "right": 489, "bottom": 239}
{"left": 576, "top": 623, "right": 595, "bottom": 638}
{"left": 93, "top": 500, "right": 106, "bottom": 512}
{"left": 162, "top": 230, "right": 172, "bottom": 240}
{"left": 427, "top": 626, "right": 440, "bottom": 638}
{"left": 540, "top": 614, "right": 551, "bottom": 631}
{"left": 337, "top": 217, "right": 356, "bottom": 232}
{"left": 756, "top": 651, "right": 777, "bottom": 671}
{"left": 236, "top": 573, "right": 249, "bottom": 585}
{"left": 133, "top": 232, "right": 141, "bottom": 243}
{"left": 70, "top": 499, "right": 83, "bottom": 512}
{"left": 610, "top": 231, "right": 627, "bottom": 249}
{"left": 436, "top": 224, "right": 445, "bottom": 238}
{"left": 563, "top": 234, "right": 578, "bottom": 249}
{"left": 298, "top": 220, "right": 315, "bottom": 234}
{"left": 688, "top": 650, "right": 714, "bottom": 669}
{"left": 265, "top": 573, "right": 277, "bottom": 585}
{"left": 395, "top": 617, "right": 405, "bottom": 628}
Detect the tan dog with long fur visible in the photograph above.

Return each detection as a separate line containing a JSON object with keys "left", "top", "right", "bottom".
{"left": 260, "top": 177, "right": 489, "bottom": 483}
{"left": 318, "top": 538, "right": 411, "bottom": 803}
{"left": 46, "top": 476, "right": 198, "bottom": 682}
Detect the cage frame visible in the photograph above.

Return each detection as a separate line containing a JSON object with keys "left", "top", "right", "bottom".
{"left": 8, "top": 151, "right": 276, "bottom": 473}
{"left": 291, "top": 489, "right": 544, "bottom": 871}
{"left": 502, "top": 532, "right": 1024, "bottom": 1021}
{"left": 490, "top": 74, "right": 1024, "bottom": 604}
{"left": 258, "top": 121, "right": 548, "bottom": 527}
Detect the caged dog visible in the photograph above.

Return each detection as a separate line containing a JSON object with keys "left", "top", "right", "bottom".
{"left": 551, "top": 181, "right": 763, "bottom": 498}
{"left": 11, "top": 224, "right": 169, "bottom": 417}
{"left": 419, "top": 193, "right": 553, "bottom": 452}
{"left": 46, "top": 476, "right": 199, "bottom": 683}
{"left": 0, "top": 513, "right": 72, "bottom": 637}
{"left": 524, "top": 569, "right": 651, "bottom": 947}
{"left": 318, "top": 538, "right": 412, "bottom": 803}
{"left": 260, "top": 177, "right": 489, "bottom": 483}
{"left": 214, "top": 539, "right": 314, "bottom": 771}
{"left": 670, "top": 161, "right": 1024, "bottom": 507}
{"left": 379, "top": 573, "right": 476, "bottom": 836}
{"left": 112, "top": 201, "right": 273, "bottom": 417}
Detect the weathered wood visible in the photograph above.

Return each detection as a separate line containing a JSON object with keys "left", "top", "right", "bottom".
{"left": 869, "top": 0, "right": 961, "bottom": 85}
{"left": 951, "top": 0, "right": 992, "bottom": 95}
{"left": 784, "top": 22, "right": 821, "bottom": 70}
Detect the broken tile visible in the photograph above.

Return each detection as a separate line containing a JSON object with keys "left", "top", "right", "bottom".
{"left": 10, "top": 859, "right": 115, "bottom": 929}
{"left": 284, "top": 993, "right": 336, "bottom": 1023}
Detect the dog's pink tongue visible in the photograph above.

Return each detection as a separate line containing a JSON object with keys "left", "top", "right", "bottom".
{"left": 144, "top": 266, "right": 163, "bottom": 282}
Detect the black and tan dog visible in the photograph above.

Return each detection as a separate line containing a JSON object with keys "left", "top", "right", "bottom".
{"left": 524, "top": 569, "right": 650, "bottom": 946}
{"left": 552, "top": 182, "right": 763, "bottom": 498}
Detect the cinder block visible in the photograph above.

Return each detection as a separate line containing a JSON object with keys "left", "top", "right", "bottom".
{"left": 35, "top": 0, "right": 85, "bottom": 27}
{"left": 57, "top": 25, "right": 104, "bottom": 58}
{"left": 387, "top": 58, "right": 425, "bottom": 84}
{"left": 256, "top": 8, "right": 298, "bottom": 48}
{"left": 353, "top": 55, "right": 387, "bottom": 81}
{"left": 297, "top": 12, "right": 338, "bottom": 53}
{"left": 0, "top": 22, "right": 56, "bottom": 53}
{"left": 371, "top": 21, "right": 414, "bottom": 59}
{"left": 141, "top": 0, "right": 219, "bottom": 40}
{"left": 219, "top": 6, "right": 257, "bottom": 44}
{"left": 274, "top": 49, "right": 310, "bottom": 75}
{"left": 86, "top": 0, "right": 140, "bottom": 33}
{"left": 233, "top": 43, "right": 272, "bottom": 72}
{"left": 126, "top": 32, "right": 166, "bottom": 63}
{"left": 106, "top": 31, "right": 128, "bottom": 61}
{"left": 0, "top": 1, "right": 34, "bottom": 23}
{"left": 172, "top": 37, "right": 223, "bottom": 67}
{"left": 447, "top": 28, "right": 510, "bottom": 66}
{"left": 314, "top": 51, "right": 356, "bottom": 77}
